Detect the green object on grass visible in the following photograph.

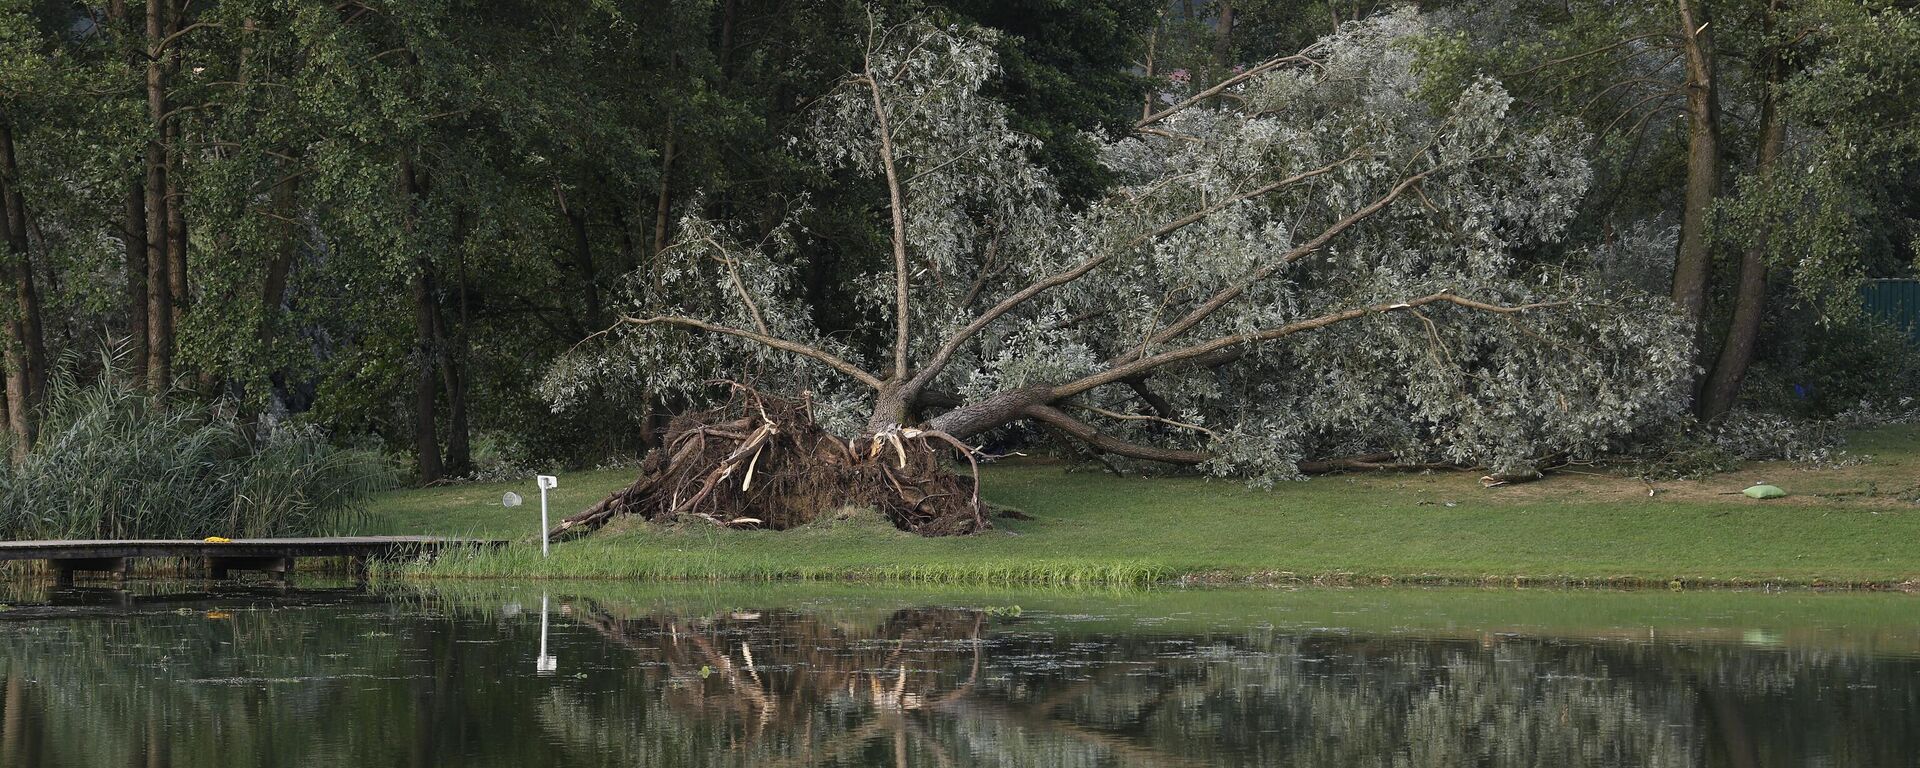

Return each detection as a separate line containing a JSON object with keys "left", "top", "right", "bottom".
{"left": 1744, "top": 485, "right": 1787, "bottom": 499}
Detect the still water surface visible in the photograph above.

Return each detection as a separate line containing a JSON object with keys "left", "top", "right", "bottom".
{"left": 0, "top": 581, "right": 1915, "bottom": 767}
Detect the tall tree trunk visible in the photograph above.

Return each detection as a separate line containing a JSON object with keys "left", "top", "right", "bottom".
{"left": 439, "top": 209, "right": 472, "bottom": 477}
{"left": 1672, "top": 0, "right": 1720, "bottom": 339}
{"left": 717, "top": 0, "right": 736, "bottom": 75}
{"left": 255, "top": 172, "right": 298, "bottom": 418}
{"left": 436, "top": 313, "right": 469, "bottom": 477}
{"left": 110, "top": 0, "right": 148, "bottom": 378}
{"left": 0, "top": 113, "right": 43, "bottom": 456}
{"left": 124, "top": 182, "right": 149, "bottom": 377}
{"left": 144, "top": 0, "right": 173, "bottom": 392}
{"left": 0, "top": 116, "right": 45, "bottom": 413}
{"left": 639, "top": 127, "right": 677, "bottom": 451}
{"left": 650, "top": 126, "right": 676, "bottom": 260}
{"left": 1698, "top": 2, "right": 1786, "bottom": 420}
{"left": 401, "top": 158, "right": 442, "bottom": 484}
{"left": 562, "top": 194, "right": 602, "bottom": 329}
{"left": 258, "top": 174, "right": 297, "bottom": 347}
{"left": 165, "top": 117, "right": 188, "bottom": 348}
{"left": 410, "top": 266, "right": 442, "bottom": 483}
{"left": 1213, "top": 1, "right": 1234, "bottom": 70}
{"left": 1141, "top": 22, "right": 1159, "bottom": 121}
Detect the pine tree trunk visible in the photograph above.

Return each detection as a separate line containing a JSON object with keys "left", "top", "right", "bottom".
{"left": 144, "top": 0, "right": 173, "bottom": 392}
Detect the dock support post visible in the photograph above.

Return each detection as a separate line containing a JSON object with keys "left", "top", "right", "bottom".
{"left": 50, "top": 557, "right": 130, "bottom": 586}
{"left": 205, "top": 556, "right": 296, "bottom": 582}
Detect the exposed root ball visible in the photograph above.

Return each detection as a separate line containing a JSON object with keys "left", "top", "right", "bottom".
{"left": 551, "top": 387, "right": 988, "bottom": 539}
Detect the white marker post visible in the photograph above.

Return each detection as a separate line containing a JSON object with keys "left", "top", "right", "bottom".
{"left": 536, "top": 475, "right": 558, "bottom": 557}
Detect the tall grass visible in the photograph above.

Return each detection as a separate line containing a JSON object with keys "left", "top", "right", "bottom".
{"left": 0, "top": 366, "right": 396, "bottom": 540}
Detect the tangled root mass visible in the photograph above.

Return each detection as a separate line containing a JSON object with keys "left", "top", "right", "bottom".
{"left": 550, "top": 387, "right": 989, "bottom": 539}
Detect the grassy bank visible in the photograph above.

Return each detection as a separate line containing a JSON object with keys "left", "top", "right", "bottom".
{"left": 361, "top": 425, "right": 1920, "bottom": 588}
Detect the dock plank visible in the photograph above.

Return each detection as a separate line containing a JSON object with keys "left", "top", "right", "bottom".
{"left": 0, "top": 536, "right": 507, "bottom": 562}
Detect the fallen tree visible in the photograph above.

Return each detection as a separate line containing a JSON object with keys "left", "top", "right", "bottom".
{"left": 547, "top": 10, "right": 1690, "bottom": 536}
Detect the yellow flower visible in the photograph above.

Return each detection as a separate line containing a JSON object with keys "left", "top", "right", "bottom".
{"left": 203, "top": 536, "right": 232, "bottom": 543}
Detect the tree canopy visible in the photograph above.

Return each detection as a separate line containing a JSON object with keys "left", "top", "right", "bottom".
{"left": 0, "top": 0, "right": 1913, "bottom": 494}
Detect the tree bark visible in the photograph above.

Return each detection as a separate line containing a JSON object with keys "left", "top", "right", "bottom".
{"left": 144, "top": 0, "right": 173, "bottom": 392}
{"left": 109, "top": 1, "right": 147, "bottom": 379}
{"left": 124, "top": 182, "right": 149, "bottom": 378}
{"left": 865, "top": 383, "right": 912, "bottom": 433}
{"left": 0, "top": 113, "right": 44, "bottom": 455}
{"left": 401, "top": 158, "right": 442, "bottom": 484}
{"left": 561, "top": 193, "right": 602, "bottom": 329}
{"left": 435, "top": 302, "right": 470, "bottom": 478}
{"left": 650, "top": 126, "right": 675, "bottom": 261}
{"left": 164, "top": 117, "right": 188, "bottom": 345}
{"left": 1698, "top": 2, "right": 1786, "bottom": 420}
{"left": 923, "top": 385, "right": 1052, "bottom": 439}
{"left": 439, "top": 208, "right": 473, "bottom": 477}
{"left": 1026, "top": 404, "right": 1211, "bottom": 464}
{"left": 1141, "top": 22, "right": 1159, "bottom": 121}
{"left": 258, "top": 174, "right": 297, "bottom": 346}
{"left": 1672, "top": 0, "right": 1720, "bottom": 335}
{"left": 412, "top": 262, "right": 443, "bottom": 484}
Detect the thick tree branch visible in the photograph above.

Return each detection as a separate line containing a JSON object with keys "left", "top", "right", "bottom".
{"left": 904, "top": 151, "right": 1362, "bottom": 395}
{"left": 620, "top": 314, "right": 883, "bottom": 390}
{"left": 862, "top": 49, "right": 912, "bottom": 380}
{"left": 1135, "top": 47, "right": 1325, "bottom": 130}
{"left": 1501, "top": 32, "right": 1674, "bottom": 79}
{"left": 1117, "top": 169, "right": 1435, "bottom": 365}
{"left": 1022, "top": 405, "right": 1211, "bottom": 464}
{"left": 1054, "top": 292, "right": 1562, "bottom": 399}
{"left": 1067, "top": 402, "right": 1215, "bottom": 437}
{"left": 1125, "top": 377, "right": 1177, "bottom": 418}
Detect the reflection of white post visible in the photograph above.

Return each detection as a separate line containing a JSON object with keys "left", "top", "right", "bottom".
{"left": 536, "top": 475, "right": 558, "bottom": 557}
{"left": 536, "top": 592, "right": 557, "bottom": 674}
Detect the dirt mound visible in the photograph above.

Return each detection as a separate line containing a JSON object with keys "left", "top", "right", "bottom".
{"left": 550, "top": 386, "right": 988, "bottom": 539}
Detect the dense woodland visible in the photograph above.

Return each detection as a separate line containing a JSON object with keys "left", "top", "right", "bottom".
{"left": 1, "top": 0, "right": 1917, "bottom": 500}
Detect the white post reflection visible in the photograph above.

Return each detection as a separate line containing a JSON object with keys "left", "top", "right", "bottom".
{"left": 536, "top": 592, "right": 557, "bottom": 675}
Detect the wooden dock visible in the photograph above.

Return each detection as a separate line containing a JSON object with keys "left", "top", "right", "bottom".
{"left": 0, "top": 536, "right": 508, "bottom": 585}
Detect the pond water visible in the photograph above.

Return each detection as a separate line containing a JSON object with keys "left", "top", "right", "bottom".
{"left": 0, "top": 581, "right": 1915, "bottom": 767}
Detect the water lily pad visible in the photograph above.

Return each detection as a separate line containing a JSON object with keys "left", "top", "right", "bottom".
{"left": 1743, "top": 484, "right": 1787, "bottom": 499}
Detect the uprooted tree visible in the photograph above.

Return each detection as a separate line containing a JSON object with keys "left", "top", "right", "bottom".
{"left": 544, "top": 10, "right": 1692, "bottom": 537}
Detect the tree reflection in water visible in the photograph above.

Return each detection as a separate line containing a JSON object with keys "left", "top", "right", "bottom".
{"left": 0, "top": 586, "right": 1914, "bottom": 767}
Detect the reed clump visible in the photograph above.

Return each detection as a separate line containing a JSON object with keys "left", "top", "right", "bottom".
{"left": 0, "top": 365, "right": 395, "bottom": 540}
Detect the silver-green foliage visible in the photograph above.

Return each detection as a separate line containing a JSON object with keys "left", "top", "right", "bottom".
{"left": 0, "top": 365, "right": 396, "bottom": 540}
{"left": 552, "top": 10, "right": 1693, "bottom": 481}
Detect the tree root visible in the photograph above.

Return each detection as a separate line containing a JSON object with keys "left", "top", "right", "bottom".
{"left": 550, "top": 385, "right": 989, "bottom": 540}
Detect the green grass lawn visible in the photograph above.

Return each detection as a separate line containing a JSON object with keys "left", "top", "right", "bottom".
{"left": 360, "top": 425, "right": 1920, "bottom": 587}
